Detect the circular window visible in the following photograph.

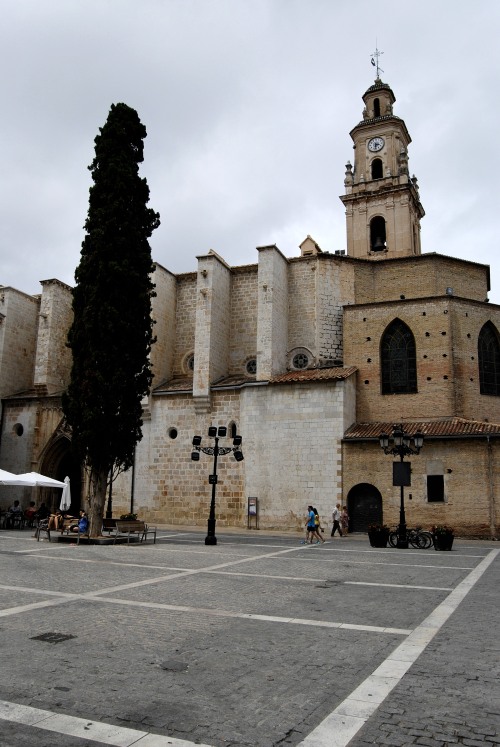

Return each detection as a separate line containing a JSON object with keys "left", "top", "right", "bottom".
{"left": 246, "top": 359, "right": 257, "bottom": 375}
{"left": 292, "top": 352, "right": 309, "bottom": 369}
{"left": 168, "top": 428, "right": 178, "bottom": 439}
{"left": 13, "top": 423, "right": 24, "bottom": 437}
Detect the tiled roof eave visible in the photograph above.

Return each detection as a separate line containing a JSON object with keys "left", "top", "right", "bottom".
{"left": 153, "top": 367, "right": 357, "bottom": 393}
{"left": 269, "top": 366, "right": 357, "bottom": 385}
{"left": 343, "top": 418, "right": 500, "bottom": 441}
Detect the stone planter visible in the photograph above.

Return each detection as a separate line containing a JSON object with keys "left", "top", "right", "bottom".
{"left": 433, "top": 533, "right": 454, "bottom": 551}
{"left": 368, "top": 530, "right": 389, "bottom": 548}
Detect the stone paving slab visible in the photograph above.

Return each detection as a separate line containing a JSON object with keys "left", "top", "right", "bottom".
{"left": 348, "top": 552, "right": 500, "bottom": 746}
{"left": 102, "top": 571, "right": 444, "bottom": 631}
{"left": 0, "top": 529, "right": 498, "bottom": 746}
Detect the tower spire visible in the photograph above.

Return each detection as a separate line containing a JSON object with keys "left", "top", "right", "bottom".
{"left": 370, "top": 45, "right": 384, "bottom": 80}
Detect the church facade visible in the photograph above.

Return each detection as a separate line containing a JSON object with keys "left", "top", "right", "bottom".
{"left": 1, "top": 76, "right": 499, "bottom": 537}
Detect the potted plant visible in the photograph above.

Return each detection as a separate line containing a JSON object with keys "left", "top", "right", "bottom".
{"left": 432, "top": 525, "right": 454, "bottom": 551}
{"left": 368, "top": 523, "right": 390, "bottom": 548}
{"left": 120, "top": 512, "right": 138, "bottom": 521}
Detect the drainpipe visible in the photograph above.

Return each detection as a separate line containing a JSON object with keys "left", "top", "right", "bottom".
{"left": 487, "top": 436, "right": 496, "bottom": 537}
{"left": 130, "top": 446, "right": 136, "bottom": 515}
{"left": 0, "top": 398, "right": 5, "bottom": 457}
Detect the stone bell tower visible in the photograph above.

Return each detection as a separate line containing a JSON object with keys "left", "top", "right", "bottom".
{"left": 340, "top": 75, "right": 425, "bottom": 260}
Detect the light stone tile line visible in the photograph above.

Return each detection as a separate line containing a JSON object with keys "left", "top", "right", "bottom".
{"left": 0, "top": 581, "right": 412, "bottom": 634}
{"left": 31, "top": 553, "right": 189, "bottom": 571}
{"left": 85, "top": 595, "right": 413, "bottom": 635}
{"left": 0, "top": 595, "right": 80, "bottom": 618}
{"left": 345, "top": 581, "right": 453, "bottom": 591}
{"left": 11, "top": 545, "right": 478, "bottom": 574}
{"left": 298, "top": 548, "right": 499, "bottom": 747}
{"left": 0, "top": 544, "right": 321, "bottom": 618}
{"left": 292, "top": 556, "right": 476, "bottom": 571}
{"left": 0, "top": 700, "right": 212, "bottom": 747}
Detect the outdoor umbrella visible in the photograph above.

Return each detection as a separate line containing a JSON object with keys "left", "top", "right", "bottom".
{"left": 14, "top": 472, "right": 65, "bottom": 488}
{"left": 0, "top": 469, "right": 32, "bottom": 485}
{"left": 60, "top": 476, "right": 71, "bottom": 511}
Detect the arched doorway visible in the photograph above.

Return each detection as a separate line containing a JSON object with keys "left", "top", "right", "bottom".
{"left": 347, "top": 483, "right": 383, "bottom": 532}
{"left": 40, "top": 437, "right": 82, "bottom": 514}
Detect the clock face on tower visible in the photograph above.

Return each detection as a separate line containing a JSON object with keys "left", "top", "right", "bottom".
{"left": 368, "top": 136, "right": 385, "bottom": 152}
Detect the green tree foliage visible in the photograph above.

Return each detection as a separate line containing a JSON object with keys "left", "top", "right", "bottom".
{"left": 63, "top": 103, "right": 160, "bottom": 535}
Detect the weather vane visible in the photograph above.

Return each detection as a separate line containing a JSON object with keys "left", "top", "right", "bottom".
{"left": 370, "top": 45, "right": 384, "bottom": 79}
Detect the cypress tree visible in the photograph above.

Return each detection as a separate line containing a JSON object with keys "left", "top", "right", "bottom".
{"left": 63, "top": 103, "right": 160, "bottom": 536}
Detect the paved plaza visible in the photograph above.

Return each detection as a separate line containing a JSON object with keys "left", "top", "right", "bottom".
{"left": 0, "top": 526, "right": 498, "bottom": 747}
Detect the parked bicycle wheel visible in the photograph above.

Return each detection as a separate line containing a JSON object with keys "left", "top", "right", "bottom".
{"left": 408, "top": 531, "right": 422, "bottom": 549}
{"left": 388, "top": 530, "right": 399, "bottom": 548}
{"left": 417, "top": 531, "right": 433, "bottom": 549}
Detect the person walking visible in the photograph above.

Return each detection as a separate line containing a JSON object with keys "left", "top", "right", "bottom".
{"left": 312, "top": 508, "right": 325, "bottom": 543}
{"left": 331, "top": 503, "right": 343, "bottom": 537}
{"left": 300, "top": 505, "right": 317, "bottom": 544}
{"left": 341, "top": 505, "right": 349, "bottom": 535}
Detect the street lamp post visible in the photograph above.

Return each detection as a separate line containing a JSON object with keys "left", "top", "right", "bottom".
{"left": 191, "top": 426, "right": 244, "bottom": 545}
{"left": 379, "top": 425, "right": 424, "bottom": 549}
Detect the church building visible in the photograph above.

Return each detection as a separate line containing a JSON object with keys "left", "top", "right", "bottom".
{"left": 1, "top": 75, "right": 499, "bottom": 537}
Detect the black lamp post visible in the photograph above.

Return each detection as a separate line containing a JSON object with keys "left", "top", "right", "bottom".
{"left": 379, "top": 425, "right": 424, "bottom": 549}
{"left": 191, "top": 426, "right": 244, "bottom": 545}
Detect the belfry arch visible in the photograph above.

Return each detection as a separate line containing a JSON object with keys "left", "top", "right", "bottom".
{"left": 370, "top": 215, "right": 386, "bottom": 252}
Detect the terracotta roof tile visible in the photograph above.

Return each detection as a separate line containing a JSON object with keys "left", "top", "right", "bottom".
{"left": 153, "top": 377, "right": 193, "bottom": 393}
{"left": 153, "top": 374, "right": 257, "bottom": 394}
{"left": 344, "top": 418, "right": 500, "bottom": 440}
{"left": 154, "top": 367, "right": 357, "bottom": 393}
{"left": 269, "top": 366, "right": 357, "bottom": 384}
{"left": 211, "top": 375, "right": 256, "bottom": 388}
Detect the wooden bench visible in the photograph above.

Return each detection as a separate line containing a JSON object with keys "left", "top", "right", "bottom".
{"left": 36, "top": 517, "right": 89, "bottom": 544}
{"left": 113, "top": 520, "right": 156, "bottom": 544}
{"left": 101, "top": 518, "right": 118, "bottom": 535}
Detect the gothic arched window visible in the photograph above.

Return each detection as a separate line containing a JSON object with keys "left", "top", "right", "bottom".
{"left": 478, "top": 322, "right": 500, "bottom": 396}
{"left": 371, "top": 158, "right": 383, "bottom": 179}
{"left": 381, "top": 319, "right": 417, "bottom": 394}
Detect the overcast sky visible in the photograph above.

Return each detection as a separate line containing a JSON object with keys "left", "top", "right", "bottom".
{"left": 1, "top": 0, "right": 499, "bottom": 302}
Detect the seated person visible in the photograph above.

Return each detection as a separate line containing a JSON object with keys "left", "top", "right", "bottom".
{"left": 24, "top": 501, "right": 37, "bottom": 527}
{"left": 35, "top": 502, "right": 50, "bottom": 522}
{"left": 24, "top": 501, "right": 37, "bottom": 520}
{"left": 6, "top": 500, "right": 23, "bottom": 528}
{"left": 70, "top": 510, "right": 89, "bottom": 535}
{"left": 48, "top": 510, "right": 70, "bottom": 531}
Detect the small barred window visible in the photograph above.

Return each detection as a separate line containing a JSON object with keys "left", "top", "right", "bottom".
{"left": 246, "top": 359, "right": 257, "bottom": 375}
{"left": 292, "top": 352, "right": 309, "bottom": 369}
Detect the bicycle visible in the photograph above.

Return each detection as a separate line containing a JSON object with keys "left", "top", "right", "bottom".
{"left": 388, "top": 526, "right": 433, "bottom": 549}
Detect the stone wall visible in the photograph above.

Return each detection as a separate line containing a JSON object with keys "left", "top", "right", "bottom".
{"left": 150, "top": 263, "right": 177, "bottom": 387}
{"left": 343, "top": 437, "right": 499, "bottom": 537}
{"left": 353, "top": 254, "right": 489, "bottom": 305}
{"left": 33, "top": 280, "right": 73, "bottom": 394}
{"left": 0, "top": 396, "right": 66, "bottom": 512}
{"left": 343, "top": 295, "right": 500, "bottom": 424}
{"left": 112, "top": 376, "right": 355, "bottom": 532}
{"left": 448, "top": 298, "right": 500, "bottom": 421}
{"left": 172, "top": 273, "right": 197, "bottom": 378}
{"left": 256, "top": 246, "right": 289, "bottom": 379}
{"left": 288, "top": 259, "right": 317, "bottom": 360}
{"left": 0, "top": 287, "right": 39, "bottom": 401}
{"left": 229, "top": 266, "right": 258, "bottom": 375}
